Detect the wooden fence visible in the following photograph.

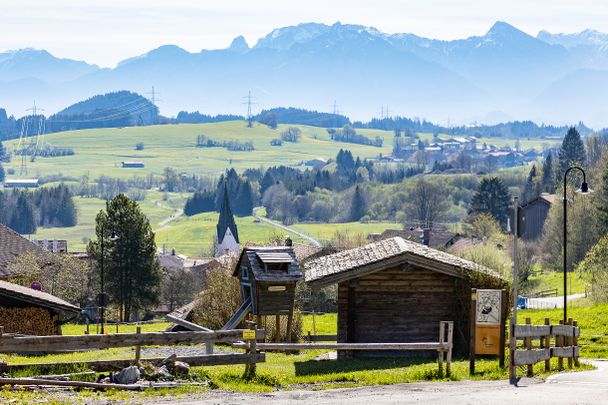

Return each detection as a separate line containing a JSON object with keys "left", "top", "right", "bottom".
{"left": 0, "top": 326, "right": 265, "bottom": 373}
{"left": 511, "top": 317, "right": 579, "bottom": 378}
{"left": 236, "top": 321, "right": 454, "bottom": 377}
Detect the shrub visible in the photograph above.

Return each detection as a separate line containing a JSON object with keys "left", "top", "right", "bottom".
{"left": 270, "top": 138, "right": 283, "bottom": 146}
{"left": 280, "top": 127, "right": 301, "bottom": 143}
{"left": 191, "top": 259, "right": 241, "bottom": 330}
{"left": 135, "top": 142, "right": 144, "bottom": 151}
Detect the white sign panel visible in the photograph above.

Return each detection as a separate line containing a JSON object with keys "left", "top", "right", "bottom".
{"left": 476, "top": 289, "right": 502, "bottom": 325}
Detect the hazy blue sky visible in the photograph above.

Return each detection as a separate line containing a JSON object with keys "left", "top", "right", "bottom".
{"left": 3, "top": 0, "right": 608, "bottom": 67}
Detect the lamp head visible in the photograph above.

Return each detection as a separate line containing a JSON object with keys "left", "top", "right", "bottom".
{"left": 109, "top": 231, "right": 119, "bottom": 241}
{"left": 576, "top": 181, "right": 592, "bottom": 194}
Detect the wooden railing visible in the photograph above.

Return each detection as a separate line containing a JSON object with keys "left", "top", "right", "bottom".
{"left": 511, "top": 317, "right": 579, "bottom": 377}
{"left": 0, "top": 326, "right": 265, "bottom": 373}
{"left": 236, "top": 321, "right": 454, "bottom": 377}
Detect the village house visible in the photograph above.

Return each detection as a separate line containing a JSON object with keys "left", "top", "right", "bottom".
{"left": 520, "top": 193, "right": 555, "bottom": 240}
{"left": 0, "top": 224, "right": 48, "bottom": 279}
{"left": 304, "top": 237, "right": 506, "bottom": 358}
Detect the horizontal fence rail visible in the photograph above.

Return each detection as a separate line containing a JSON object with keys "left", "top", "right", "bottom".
{"left": 0, "top": 329, "right": 264, "bottom": 353}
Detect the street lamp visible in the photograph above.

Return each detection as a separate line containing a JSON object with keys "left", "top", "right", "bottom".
{"left": 563, "top": 166, "right": 591, "bottom": 323}
{"left": 99, "top": 226, "right": 118, "bottom": 334}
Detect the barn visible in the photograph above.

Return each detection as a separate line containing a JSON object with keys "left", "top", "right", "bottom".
{"left": 520, "top": 193, "right": 554, "bottom": 240}
{"left": 121, "top": 161, "right": 144, "bottom": 168}
{"left": 304, "top": 237, "right": 506, "bottom": 358}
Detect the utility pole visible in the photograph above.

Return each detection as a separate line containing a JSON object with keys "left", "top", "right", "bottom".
{"left": 20, "top": 102, "right": 45, "bottom": 175}
{"left": 331, "top": 100, "right": 341, "bottom": 128}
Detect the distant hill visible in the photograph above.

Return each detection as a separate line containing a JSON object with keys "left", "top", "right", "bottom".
{"left": 3, "top": 21, "right": 608, "bottom": 126}
{"left": 45, "top": 91, "right": 158, "bottom": 132}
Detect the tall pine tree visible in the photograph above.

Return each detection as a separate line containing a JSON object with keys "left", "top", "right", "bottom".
{"left": 470, "top": 177, "right": 512, "bottom": 226}
{"left": 350, "top": 185, "right": 367, "bottom": 221}
{"left": 557, "top": 127, "right": 586, "bottom": 178}
{"left": 88, "top": 194, "right": 162, "bottom": 321}
{"left": 541, "top": 152, "right": 555, "bottom": 193}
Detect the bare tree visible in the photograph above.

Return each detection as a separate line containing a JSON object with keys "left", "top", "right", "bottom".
{"left": 405, "top": 178, "right": 449, "bottom": 229}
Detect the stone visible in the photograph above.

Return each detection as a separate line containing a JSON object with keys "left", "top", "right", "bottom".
{"left": 172, "top": 361, "right": 190, "bottom": 376}
{"left": 112, "top": 365, "right": 140, "bottom": 384}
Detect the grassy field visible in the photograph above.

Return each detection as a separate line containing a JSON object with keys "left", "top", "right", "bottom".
{"left": 3, "top": 121, "right": 393, "bottom": 180}
{"left": 524, "top": 272, "right": 587, "bottom": 296}
{"left": 290, "top": 221, "right": 402, "bottom": 243}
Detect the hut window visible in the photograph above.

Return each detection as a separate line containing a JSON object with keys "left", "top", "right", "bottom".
{"left": 242, "top": 266, "right": 249, "bottom": 280}
{"left": 268, "top": 285, "right": 286, "bottom": 292}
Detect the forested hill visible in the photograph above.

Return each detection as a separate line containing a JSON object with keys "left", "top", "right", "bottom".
{"left": 45, "top": 91, "right": 159, "bottom": 133}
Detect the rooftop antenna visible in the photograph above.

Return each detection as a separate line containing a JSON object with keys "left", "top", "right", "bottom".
{"left": 242, "top": 90, "right": 257, "bottom": 128}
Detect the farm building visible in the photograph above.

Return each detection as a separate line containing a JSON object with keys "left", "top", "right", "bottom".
{"left": 3, "top": 179, "right": 39, "bottom": 188}
{"left": 304, "top": 237, "right": 506, "bottom": 358}
{"left": 121, "top": 161, "right": 144, "bottom": 168}
{"left": 32, "top": 239, "right": 68, "bottom": 253}
{"left": 0, "top": 224, "right": 48, "bottom": 279}
{"left": 368, "top": 226, "right": 461, "bottom": 250}
{"left": 520, "top": 193, "right": 554, "bottom": 240}
{"left": 0, "top": 280, "right": 80, "bottom": 335}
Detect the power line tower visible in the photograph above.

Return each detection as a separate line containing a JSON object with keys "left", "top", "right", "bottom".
{"left": 242, "top": 90, "right": 257, "bottom": 128}
{"left": 19, "top": 101, "right": 45, "bottom": 175}
{"left": 330, "top": 100, "right": 341, "bottom": 128}
{"left": 147, "top": 86, "right": 161, "bottom": 124}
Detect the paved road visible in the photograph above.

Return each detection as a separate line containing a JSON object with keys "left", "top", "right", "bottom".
{"left": 526, "top": 293, "right": 587, "bottom": 309}
{"left": 166, "top": 360, "right": 608, "bottom": 405}
{"left": 254, "top": 211, "right": 322, "bottom": 247}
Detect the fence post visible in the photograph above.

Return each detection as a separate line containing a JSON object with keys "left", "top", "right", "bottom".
{"left": 446, "top": 321, "right": 453, "bottom": 378}
{"left": 438, "top": 321, "right": 445, "bottom": 378}
{"left": 244, "top": 321, "right": 257, "bottom": 378}
{"left": 573, "top": 319, "right": 579, "bottom": 367}
{"left": 544, "top": 318, "right": 550, "bottom": 372}
{"left": 134, "top": 326, "right": 141, "bottom": 365}
{"left": 558, "top": 320, "right": 564, "bottom": 370}
{"left": 525, "top": 318, "right": 533, "bottom": 377}
{"left": 567, "top": 318, "right": 573, "bottom": 369}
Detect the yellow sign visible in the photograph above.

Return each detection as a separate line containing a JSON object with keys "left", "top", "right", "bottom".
{"left": 242, "top": 330, "right": 256, "bottom": 340}
{"left": 475, "top": 324, "right": 501, "bottom": 355}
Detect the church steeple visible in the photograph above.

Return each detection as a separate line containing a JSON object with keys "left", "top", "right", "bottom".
{"left": 216, "top": 182, "right": 239, "bottom": 255}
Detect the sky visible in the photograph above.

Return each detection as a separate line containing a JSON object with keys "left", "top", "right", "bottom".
{"left": 2, "top": 0, "right": 608, "bottom": 67}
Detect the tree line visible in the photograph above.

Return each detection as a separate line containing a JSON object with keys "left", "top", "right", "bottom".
{"left": 0, "top": 185, "right": 77, "bottom": 234}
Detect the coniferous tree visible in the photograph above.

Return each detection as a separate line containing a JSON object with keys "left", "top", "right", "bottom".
{"left": 350, "top": 185, "right": 367, "bottom": 221}
{"left": 557, "top": 127, "right": 586, "bottom": 178}
{"left": 10, "top": 193, "right": 36, "bottom": 234}
{"left": 541, "top": 152, "right": 555, "bottom": 193}
{"left": 0, "top": 163, "right": 4, "bottom": 183}
{"left": 470, "top": 177, "right": 512, "bottom": 226}
{"left": 523, "top": 164, "right": 540, "bottom": 202}
{"left": 88, "top": 194, "right": 162, "bottom": 321}
{"left": 234, "top": 180, "right": 254, "bottom": 216}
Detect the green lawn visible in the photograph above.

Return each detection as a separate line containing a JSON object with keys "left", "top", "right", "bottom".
{"left": 524, "top": 272, "right": 587, "bottom": 296}
{"left": 290, "top": 221, "right": 402, "bottom": 243}
{"left": 302, "top": 313, "right": 338, "bottom": 335}
{"left": 521, "top": 302, "right": 608, "bottom": 358}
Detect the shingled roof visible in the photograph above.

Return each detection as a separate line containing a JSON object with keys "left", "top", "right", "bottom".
{"left": 0, "top": 223, "right": 48, "bottom": 278}
{"left": 0, "top": 280, "right": 80, "bottom": 314}
{"left": 304, "top": 236, "right": 501, "bottom": 287}
{"left": 234, "top": 246, "right": 303, "bottom": 281}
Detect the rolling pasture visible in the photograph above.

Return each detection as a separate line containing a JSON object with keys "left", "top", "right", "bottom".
{"left": 4, "top": 121, "right": 553, "bottom": 255}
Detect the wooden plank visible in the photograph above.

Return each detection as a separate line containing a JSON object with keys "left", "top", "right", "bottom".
{"left": 552, "top": 325, "right": 579, "bottom": 337}
{"left": 513, "top": 349, "right": 551, "bottom": 366}
{"left": 0, "top": 330, "right": 265, "bottom": 353}
{"left": 551, "top": 346, "right": 577, "bottom": 358}
{"left": 165, "top": 314, "right": 213, "bottom": 332}
{"left": 0, "top": 353, "right": 266, "bottom": 373}
{"left": 525, "top": 318, "right": 533, "bottom": 377}
{"left": 234, "top": 342, "right": 448, "bottom": 351}
{"left": 573, "top": 320, "right": 580, "bottom": 367}
{"left": 544, "top": 318, "right": 551, "bottom": 372}
{"left": 513, "top": 325, "right": 551, "bottom": 338}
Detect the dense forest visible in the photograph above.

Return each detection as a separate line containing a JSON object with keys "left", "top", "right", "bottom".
{"left": 0, "top": 185, "right": 77, "bottom": 234}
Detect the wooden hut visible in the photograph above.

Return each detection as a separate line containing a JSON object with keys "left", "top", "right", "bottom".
{"left": 223, "top": 246, "right": 302, "bottom": 331}
{"left": 304, "top": 237, "right": 505, "bottom": 358}
{"left": 520, "top": 193, "right": 554, "bottom": 240}
{"left": 0, "top": 280, "right": 80, "bottom": 335}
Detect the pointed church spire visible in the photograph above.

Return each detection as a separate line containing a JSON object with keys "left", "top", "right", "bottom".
{"left": 217, "top": 181, "right": 239, "bottom": 244}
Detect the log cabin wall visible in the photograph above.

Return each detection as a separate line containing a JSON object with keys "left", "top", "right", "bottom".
{"left": 337, "top": 265, "right": 460, "bottom": 358}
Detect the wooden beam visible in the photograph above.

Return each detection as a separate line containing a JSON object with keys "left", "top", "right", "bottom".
{"left": 0, "top": 353, "right": 266, "bottom": 373}
{"left": 233, "top": 342, "right": 449, "bottom": 351}
{"left": 513, "top": 349, "right": 551, "bottom": 366}
{"left": 0, "top": 330, "right": 264, "bottom": 353}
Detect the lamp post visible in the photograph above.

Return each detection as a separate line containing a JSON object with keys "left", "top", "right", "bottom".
{"left": 563, "top": 166, "right": 590, "bottom": 323}
{"left": 99, "top": 225, "right": 118, "bottom": 334}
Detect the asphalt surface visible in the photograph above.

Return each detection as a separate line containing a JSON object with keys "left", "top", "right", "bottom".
{"left": 166, "top": 360, "right": 608, "bottom": 405}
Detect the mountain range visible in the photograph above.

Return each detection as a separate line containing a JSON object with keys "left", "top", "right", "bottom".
{"left": 2, "top": 21, "right": 608, "bottom": 127}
